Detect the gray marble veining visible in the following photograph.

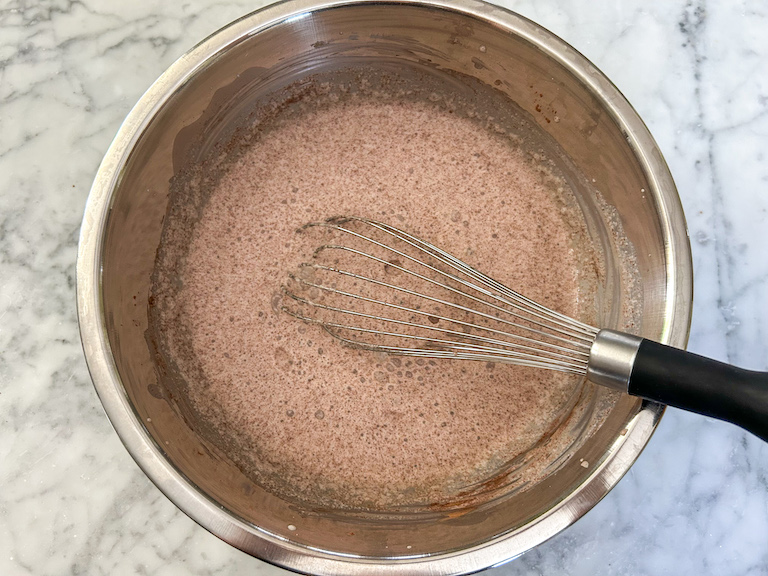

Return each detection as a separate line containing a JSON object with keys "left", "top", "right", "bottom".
{"left": 1, "top": 0, "right": 766, "bottom": 574}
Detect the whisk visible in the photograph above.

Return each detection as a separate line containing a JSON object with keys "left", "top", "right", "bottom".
{"left": 281, "top": 216, "right": 768, "bottom": 442}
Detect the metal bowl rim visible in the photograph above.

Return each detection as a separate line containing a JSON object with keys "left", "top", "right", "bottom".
{"left": 76, "top": 0, "right": 693, "bottom": 574}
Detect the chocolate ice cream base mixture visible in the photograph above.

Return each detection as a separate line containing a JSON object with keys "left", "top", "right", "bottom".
{"left": 149, "top": 67, "right": 639, "bottom": 512}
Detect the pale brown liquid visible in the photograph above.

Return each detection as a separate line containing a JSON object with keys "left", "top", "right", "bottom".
{"left": 150, "top": 72, "right": 602, "bottom": 511}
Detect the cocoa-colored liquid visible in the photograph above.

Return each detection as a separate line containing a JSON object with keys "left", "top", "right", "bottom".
{"left": 150, "top": 70, "right": 602, "bottom": 511}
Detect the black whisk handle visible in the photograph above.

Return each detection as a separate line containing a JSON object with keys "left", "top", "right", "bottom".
{"left": 628, "top": 339, "right": 768, "bottom": 442}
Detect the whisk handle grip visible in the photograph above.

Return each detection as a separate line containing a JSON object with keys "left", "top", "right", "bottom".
{"left": 629, "top": 339, "right": 768, "bottom": 442}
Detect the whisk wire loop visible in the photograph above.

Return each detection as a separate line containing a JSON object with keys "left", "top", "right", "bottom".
{"left": 283, "top": 277, "right": 591, "bottom": 365}
{"left": 282, "top": 217, "right": 599, "bottom": 373}
{"left": 310, "top": 219, "right": 597, "bottom": 342}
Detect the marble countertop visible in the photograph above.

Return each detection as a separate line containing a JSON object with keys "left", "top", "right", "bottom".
{"left": 2, "top": 0, "right": 767, "bottom": 574}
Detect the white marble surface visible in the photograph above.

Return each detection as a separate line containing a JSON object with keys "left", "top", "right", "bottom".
{"left": 1, "top": 0, "right": 767, "bottom": 574}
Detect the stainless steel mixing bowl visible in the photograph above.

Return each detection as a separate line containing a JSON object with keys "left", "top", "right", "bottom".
{"left": 77, "top": 0, "right": 693, "bottom": 573}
